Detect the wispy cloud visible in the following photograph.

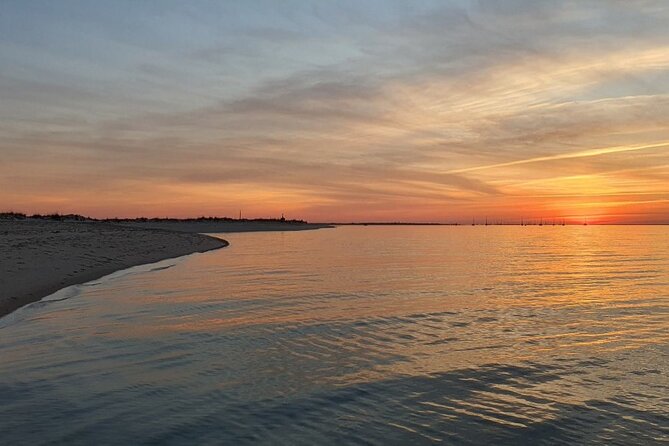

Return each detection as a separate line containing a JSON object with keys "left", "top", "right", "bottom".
{"left": 448, "top": 142, "right": 669, "bottom": 174}
{"left": 1, "top": 1, "right": 669, "bottom": 221}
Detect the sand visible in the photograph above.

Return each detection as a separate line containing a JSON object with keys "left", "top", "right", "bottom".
{"left": 0, "top": 220, "right": 228, "bottom": 317}
{"left": 1, "top": 219, "right": 333, "bottom": 318}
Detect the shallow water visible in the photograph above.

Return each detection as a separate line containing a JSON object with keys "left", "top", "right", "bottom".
{"left": 1, "top": 226, "right": 668, "bottom": 445}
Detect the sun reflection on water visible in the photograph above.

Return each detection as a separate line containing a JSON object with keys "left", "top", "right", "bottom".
{"left": 0, "top": 226, "right": 667, "bottom": 444}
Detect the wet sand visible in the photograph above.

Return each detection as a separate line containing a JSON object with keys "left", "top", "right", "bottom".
{"left": 0, "top": 220, "right": 228, "bottom": 317}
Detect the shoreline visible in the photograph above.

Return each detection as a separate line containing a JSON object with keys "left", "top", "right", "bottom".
{"left": 0, "top": 252, "right": 219, "bottom": 329}
{"left": 0, "top": 220, "right": 228, "bottom": 318}
{"left": 1, "top": 219, "right": 333, "bottom": 319}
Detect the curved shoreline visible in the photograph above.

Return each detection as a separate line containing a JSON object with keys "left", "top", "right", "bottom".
{"left": 0, "top": 220, "right": 228, "bottom": 318}
{"left": 0, "top": 249, "right": 227, "bottom": 329}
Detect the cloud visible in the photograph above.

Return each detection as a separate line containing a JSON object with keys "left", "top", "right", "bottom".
{"left": 1, "top": 1, "right": 669, "bottom": 221}
{"left": 449, "top": 142, "right": 669, "bottom": 174}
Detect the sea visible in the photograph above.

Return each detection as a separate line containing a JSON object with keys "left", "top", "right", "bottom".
{"left": 1, "top": 225, "right": 668, "bottom": 445}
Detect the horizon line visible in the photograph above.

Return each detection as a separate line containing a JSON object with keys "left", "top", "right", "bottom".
{"left": 2, "top": 211, "right": 668, "bottom": 226}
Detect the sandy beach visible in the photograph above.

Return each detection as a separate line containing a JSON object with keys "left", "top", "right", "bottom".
{"left": 1, "top": 219, "right": 333, "bottom": 318}
{"left": 0, "top": 220, "right": 228, "bottom": 317}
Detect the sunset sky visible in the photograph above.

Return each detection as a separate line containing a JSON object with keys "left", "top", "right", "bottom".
{"left": 2, "top": 1, "right": 668, "bottom": 223}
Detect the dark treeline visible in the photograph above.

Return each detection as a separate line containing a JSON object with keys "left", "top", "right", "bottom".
{"left": 0, "top": 212, "right": 94, "bottom": 221}
{"left": 109, "top": 216, "right": 309, "bottom": 224}
{"left": 0, "top": 212, "right": 308, "bottom": 224}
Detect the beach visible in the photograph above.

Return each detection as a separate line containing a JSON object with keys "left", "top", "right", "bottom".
{"left": 0, "top": 220, "right": 332, "bottom": 318}
{"left": 0, "top": 219, "right": 332, "bottom": 318}
{"left": 0, "top": 220, "right": 227, "bottom": 317}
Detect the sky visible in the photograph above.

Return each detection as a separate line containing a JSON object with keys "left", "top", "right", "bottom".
{"left": 1, "top": 1, "right": 668, "bottom": 223}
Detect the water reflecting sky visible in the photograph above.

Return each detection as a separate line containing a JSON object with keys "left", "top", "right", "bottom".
{"left": 1, "top": 226, "right": 668, "bottom": 444}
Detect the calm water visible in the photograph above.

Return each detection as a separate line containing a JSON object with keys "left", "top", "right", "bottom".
{"left": 1, "top": 226, "right": 668, "bottom": 445}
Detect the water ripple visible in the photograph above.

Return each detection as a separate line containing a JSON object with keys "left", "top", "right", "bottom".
{"left": 1, "top": 226, "right": 668, "bottom": 444}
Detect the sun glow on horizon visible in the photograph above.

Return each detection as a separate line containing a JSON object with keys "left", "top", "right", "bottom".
{"left": 1, "top": 2, "right": 669, "bottom": 224}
